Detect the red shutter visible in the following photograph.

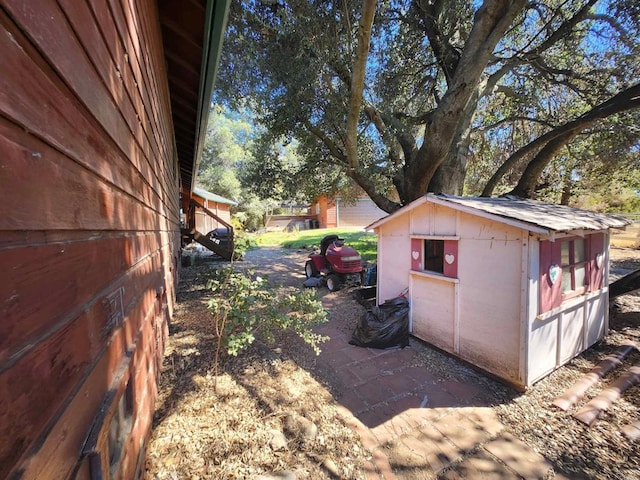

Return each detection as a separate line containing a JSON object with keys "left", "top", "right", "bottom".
{"left": 443, "top": 240, "right": 458, "bottom": 278}
{"left": 411, "top": 238, "right": 422, "bottom": 271}
{"left": 589, "top": 233, "right": 605, "bottom": 292}
{"left": 539, "top": 240, "right": 562, "bottom": 313}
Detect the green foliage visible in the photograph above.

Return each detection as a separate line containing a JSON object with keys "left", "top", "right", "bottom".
{"left": 197, "top": 166, "right": 241, "bottom": 201}
{"left": 231, "top": 231, "right": 258, "bottom": 258}
{"left": 197, "top": 106, "right": 306, "bottom": 231}
{"left": 233, "top": 193, "right": 277, "bottom": 231}
{"left": 571, "top": 165, "right": 640, "bottom": 213}
{"left": 206, "top": 267, "right": 329, "bottom": 361}
{"left": 241, "top": 135, "right": 314, "bottom": 203}
{"left": 216, "top": 0, "right": 640, "bottom": 206}
{"left": 197, "top": 105, "right": 254, "bottom": 202}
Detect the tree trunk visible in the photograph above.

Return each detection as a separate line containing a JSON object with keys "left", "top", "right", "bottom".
{"left": 428, "top": 143, "right": 469, "bottom": 194}
{"left": 405, "top": 0, "right": 526, "bottom": 200}
{"left": 560, "top": 168, "right": 573, "bottom": 205}
{"left": 428, "top": 84, "right": 479, "bottom": 194}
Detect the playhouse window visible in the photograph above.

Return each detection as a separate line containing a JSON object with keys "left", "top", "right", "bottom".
{"left": 411, "top": 236, "right": 458, "bottom": 278}
{"left": 424, "top": 239, "right": 444, "bottom": 273}
{"left": 560, "top": 238, "right": 587, "bottom": 295}
{"left": 539, "top": 234, "right": 603, "bottom": 315}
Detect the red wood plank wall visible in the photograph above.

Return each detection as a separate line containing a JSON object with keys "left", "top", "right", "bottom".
{"left": 0, "top": 0, "right": 179, "bottom": 478}
{"left": 315, "top": 195, "right": 337, "bottom": 228}
{"left": 192, "top": 193, "right": 233, "bottom": 233}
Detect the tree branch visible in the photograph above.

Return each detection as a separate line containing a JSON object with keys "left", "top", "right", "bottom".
{"left": 478, "top": 115, "right": 556, "bottom": 132}
{"left": 346, "top": 0, "right": 377, "bottom": 169}
{"left": 408, "top": 0, "right": 526, "bottom": 197}
{"left": 348, "top": 168, "right": 402, "bottom": 213}
{"left": 482, "top": 83, "right": 640, "bottom": 197}
{"left": 481, "top": 0, "right": 599, "bottom": 100}
{"left": 586, "top": 13, "right": 636, "bottom": 49}
{"left": 523, "top": 0, "right": 598, "bottom": 59}
{"left": 364, "top": 105, "right": 418, "bottom": 162}
{"left": 302, "top": 119, "right": 348, "bottom": 164}
{"left": 415, "top": 0, "right": 462, "bottom": 86}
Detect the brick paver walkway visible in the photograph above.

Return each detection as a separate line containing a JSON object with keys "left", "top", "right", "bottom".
{"left": 313, "top": 322, "right": 555, "bottom": 479}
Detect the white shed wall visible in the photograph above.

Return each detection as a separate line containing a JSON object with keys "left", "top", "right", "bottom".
{"left": 377, "top": 213, "right": 411, "bottom": 302}
{"left": 410, "top": 275, "right": 456, "bottom": 351}
{"left": 410, "top": 203, "right": 456, "bottom": 235}
{"left": 337, "top": 198, "right": 386, "bottom": 228}
{"left": 388, "top": 203, "right": 525, "bottom": 385}
{"left": 456, "top": 213, "right": 523, "bottom": 384}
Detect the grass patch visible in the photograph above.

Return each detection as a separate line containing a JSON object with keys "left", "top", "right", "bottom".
{"left": 254, "top": 228, "right": 378, "bottom": 262}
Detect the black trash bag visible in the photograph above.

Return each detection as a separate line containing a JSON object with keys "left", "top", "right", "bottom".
{"left": 349, "top": 296, "right": 410, "bottom": 349}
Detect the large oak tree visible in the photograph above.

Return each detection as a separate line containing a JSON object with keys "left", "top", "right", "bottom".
{"left": 216, "top": 0, "right": 640, "bottom": 212}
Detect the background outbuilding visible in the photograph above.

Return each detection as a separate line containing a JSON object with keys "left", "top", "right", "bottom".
{"left": 192, "top": 186, "right": 237, "bottom": 233}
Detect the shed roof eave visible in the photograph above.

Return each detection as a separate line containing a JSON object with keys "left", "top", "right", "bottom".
{"left": 365, "top": 194, "right": 550, "bottom": 234}
{"left": 365, "top": 196, "right": 427, "bottom": 231}
{"left": 430, "top": 194, "right": 630, "bottom": 233}
{"left": 425, "top": 194, "right": 551, "bottom": 235}
{"left": 192, "top": 186, "right": 237, "bottom": 205}
{"left": 366, "top": 193, "right": 630, "bottom": 235}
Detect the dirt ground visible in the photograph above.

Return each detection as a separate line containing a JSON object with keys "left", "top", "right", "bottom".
{"left": 145, "top": 246, "right": 640, "bottom": 480}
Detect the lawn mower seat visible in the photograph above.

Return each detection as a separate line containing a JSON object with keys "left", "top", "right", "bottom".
{"left": 320, "top": 235, "right": 343, "bottom": 257}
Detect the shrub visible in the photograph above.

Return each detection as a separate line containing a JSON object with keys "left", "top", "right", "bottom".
{"left": 206, "top": 266, "right": 329, "bottom": 379}
{"left": 232, "top": 231, "right": 257, "bottom": 259}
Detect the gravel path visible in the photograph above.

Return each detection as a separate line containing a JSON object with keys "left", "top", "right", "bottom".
{"left": 243, "top": 246, "right": 312, "bottom": 288}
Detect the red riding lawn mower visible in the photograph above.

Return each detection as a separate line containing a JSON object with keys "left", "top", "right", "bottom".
{"left": 305, "top": 235, "right": 364, "bottom": 292}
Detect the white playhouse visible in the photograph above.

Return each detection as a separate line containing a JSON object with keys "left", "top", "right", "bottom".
{"left": 368, "top": 194, "right": 630, "bottom": 389}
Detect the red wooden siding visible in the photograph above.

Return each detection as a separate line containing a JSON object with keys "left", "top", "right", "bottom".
{"left": 326, "top": 204, "right": 337, "bottom": 227}
{"left": 314, "top": 195, "right": 337, "bottom": 229}
{"left": 0, "top": 0, "right": 180, "bottom": 478}
{"left": 192, "top": 193, "right": 233, "bottom": 233}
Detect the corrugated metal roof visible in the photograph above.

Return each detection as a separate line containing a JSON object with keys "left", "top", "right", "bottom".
{"left": 193, "top": 186, "right": 237, "bottom": 205}
{"left": 367, "top": 193, "right": 631, "bottom": 235}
